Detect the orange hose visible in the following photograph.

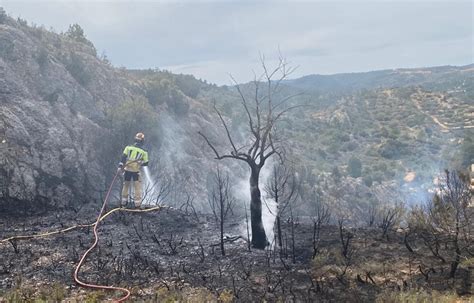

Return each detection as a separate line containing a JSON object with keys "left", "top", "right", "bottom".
{"left": 73, "top": 170, "right": 131, "bottom": 302}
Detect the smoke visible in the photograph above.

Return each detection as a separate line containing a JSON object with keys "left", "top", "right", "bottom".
{"left": 399, "top": 179, "right": 435, "bottom": 206}
{"left": 262, "top": 195, "right": 278, "bottom": 248}
{"left": 397, "top": 164, "right": 449, "bottom": 207}
{"left": 260, "top": 164, "right": 278, "bottom": 247}
{"left": 158, "top": 113, "right": 188, "bottom": 165}
{"left": 234, "top": 162, "right": 277, "bottom": 247}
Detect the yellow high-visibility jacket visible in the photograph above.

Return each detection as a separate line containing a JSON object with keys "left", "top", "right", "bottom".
{"left": 119, "top": 144, "right": 149, "bottom": 172}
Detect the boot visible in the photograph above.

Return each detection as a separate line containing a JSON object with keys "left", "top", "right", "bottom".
{"left": 121, "top": 181, "right": 130, "bottom": 207}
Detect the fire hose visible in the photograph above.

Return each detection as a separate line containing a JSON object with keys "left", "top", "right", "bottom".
{"left": 73, "top": 166, "right": 167, "bottom": 302}
{"left": 73, "top": 169, "right": 131, "bottom": 302}
{"left": 0, "top": 205, "right": 164, "bottom": 244}
{"left": 1, "top": 167, "right": 167, "bottom": 302}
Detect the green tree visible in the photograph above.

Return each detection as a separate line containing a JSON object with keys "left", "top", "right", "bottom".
{"left": 363, "top": 175, "right": 373, "bottom": 187}
{"left": 145, "top": 79, "right": 172, "bottom": 106}
{"left": 0, "top": 7, "right": 7, "bottom": 24}
{"left": 100, "top": 97, "right": 161, "bottom": 174}
{"left": 379, "top": 139, "right": 409, "bottom": 159}
{"left": 332, "top": 166, "right": 342, "bottom": 183}
{"left": 65, "top": 23, "right": 96, "bottom": 54}
{"left": 348, "top": 156, "right": 362, "bottom": 178}
{"left": 109, "top": 97, "right": 160, "bottom": 146}
{"left": 174, "top": 74, "right": 202, "bottom": 98}
{"left": 65, "top": 24, "right": 88, "bottom": 43}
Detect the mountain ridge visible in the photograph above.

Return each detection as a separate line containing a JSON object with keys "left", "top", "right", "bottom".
{"left": 284, "top": 64, "right": 474, "bottom": 96}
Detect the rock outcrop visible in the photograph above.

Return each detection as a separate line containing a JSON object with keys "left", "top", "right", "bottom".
{"left": 0, "top": 20, "right": 131, "bottom": 210}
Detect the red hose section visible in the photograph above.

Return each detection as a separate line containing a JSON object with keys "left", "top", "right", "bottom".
{"left": 73, "top": 170, "right": 131, "bottom": 302}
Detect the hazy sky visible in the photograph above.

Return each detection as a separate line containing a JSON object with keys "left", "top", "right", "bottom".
{"left": 1, "top": 0, "right": 472, "bottom": 84}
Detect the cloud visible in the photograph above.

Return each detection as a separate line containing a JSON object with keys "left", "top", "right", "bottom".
{"left": 1, "top": 0, "right": 472, "bottom": 84}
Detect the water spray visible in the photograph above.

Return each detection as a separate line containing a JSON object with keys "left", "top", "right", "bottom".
{"left": 143, "top": 166, "right": 154, "bottom": 186}
{"left": 142, "top": 166, "right": 158, "bottom": 206}
{"left": 235, "top": 164, "right": 278, "bottom": 248}
{"left": 262, "top": 197, "right": 277, "bottom": 248}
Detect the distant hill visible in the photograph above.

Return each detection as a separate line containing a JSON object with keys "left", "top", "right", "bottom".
{"left": 285, "top": 65, "right": 474, "bottom": 97}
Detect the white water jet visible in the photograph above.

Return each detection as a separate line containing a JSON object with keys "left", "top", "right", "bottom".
{"left": 142, "top": 166, "right": 157, "bottom": 206}
{"left": 143, "top": 166, "right": 154, "bottom": 185}
{"left": 235, "top": 164, "right": 277, "bottom": 248}
{"left": 262, "top": 196, "right": 277, "bottom": 248}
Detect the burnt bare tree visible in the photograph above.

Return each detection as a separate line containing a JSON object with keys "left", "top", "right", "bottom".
{"left": 199, "top": 56, "right": 299, "bottom": 249}
{"left": 288, "top": 203, "right": 298, "bottom": 263}
{"left": 336, "top": 217, "right": 356, "bottom": 284}
{"left": 141, "top": 168, "right": 173, "bottom": 206}
{"left": 378, "top": 201, "right": 405, "bottom": 240}
{"left": 264, "top": 163, "right": 298, "bottom": 256}
{"left": 310, "top": 189, "right": 330, "bottom": 259}
{"left": 367, "top": 203, "right": 377, "bottom": 227}
{"left": 208, "top": 168, "right": 235, "bottom": 256}
{"left": 338, "top": 217, "right": 354, "bottom": 260}
{"left": 179, "top": 192, "right": 199, "bottom": 220}
{"left": 413, "top": 170, "right": 473, "bottom": 278}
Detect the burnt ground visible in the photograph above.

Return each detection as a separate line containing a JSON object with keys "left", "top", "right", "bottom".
{"left": 0, "top": 202, "right": 473, "bottom": 302}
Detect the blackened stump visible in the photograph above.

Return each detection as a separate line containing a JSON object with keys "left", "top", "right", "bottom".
{"left": 250, "top": 167, "right": 267, "bottom": 249}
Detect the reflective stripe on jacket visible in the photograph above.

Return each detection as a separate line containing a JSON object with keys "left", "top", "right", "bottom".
{"left": 121, "top": 145, "right": 149, "bottom": 172}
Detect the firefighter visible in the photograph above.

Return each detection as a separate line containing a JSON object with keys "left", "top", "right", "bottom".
{"left": 118, "top": 132, "right": 149, "bottom": 208}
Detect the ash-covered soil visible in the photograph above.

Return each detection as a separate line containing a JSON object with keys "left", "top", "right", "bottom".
{"left": 0, "top": 203, "right": 472, "bottom": 302}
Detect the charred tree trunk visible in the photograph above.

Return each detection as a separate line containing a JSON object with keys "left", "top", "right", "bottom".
{"left": 290, "top": 205, "right": 296, "bottom": 264}
{"left": 220, "top": 201, "right": 225, "bottom": 256}
{"left": 250, "top": 166, "right": 267, "bottom": 249}
{"left": 274, "top": 180, "right": 282, "bottom": 255}
{"left": 450, "top": 219, "right": 461, "bottom": 278}
{"left": 208, "top": 168, "right": 234, "bottom": 256}
{"left": 198, "top": 58, "right": 298, "bottom": 250}
{"left": 276, "top": 215, "right": 282, "bottom": 253}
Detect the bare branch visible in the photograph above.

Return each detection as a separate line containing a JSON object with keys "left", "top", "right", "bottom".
{"left": 197, "top": 131, "right": 248, "bottom": 162}
{"left": 230, "top": 75, "right": 258, "bottom": 138}
{"left": 213, "top": 103, "right": 240, "bottom": 156}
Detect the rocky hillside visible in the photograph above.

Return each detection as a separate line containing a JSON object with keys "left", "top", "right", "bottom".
{"left": 0, "top": 19, "right": 118, "bottom": 210}
{"left": 0, "top": 16, "right": 230, "bottom": 214}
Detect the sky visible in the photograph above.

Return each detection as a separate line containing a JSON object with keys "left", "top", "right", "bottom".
{"left": 0, "top": 0, "right": 472, "bottom": 85}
